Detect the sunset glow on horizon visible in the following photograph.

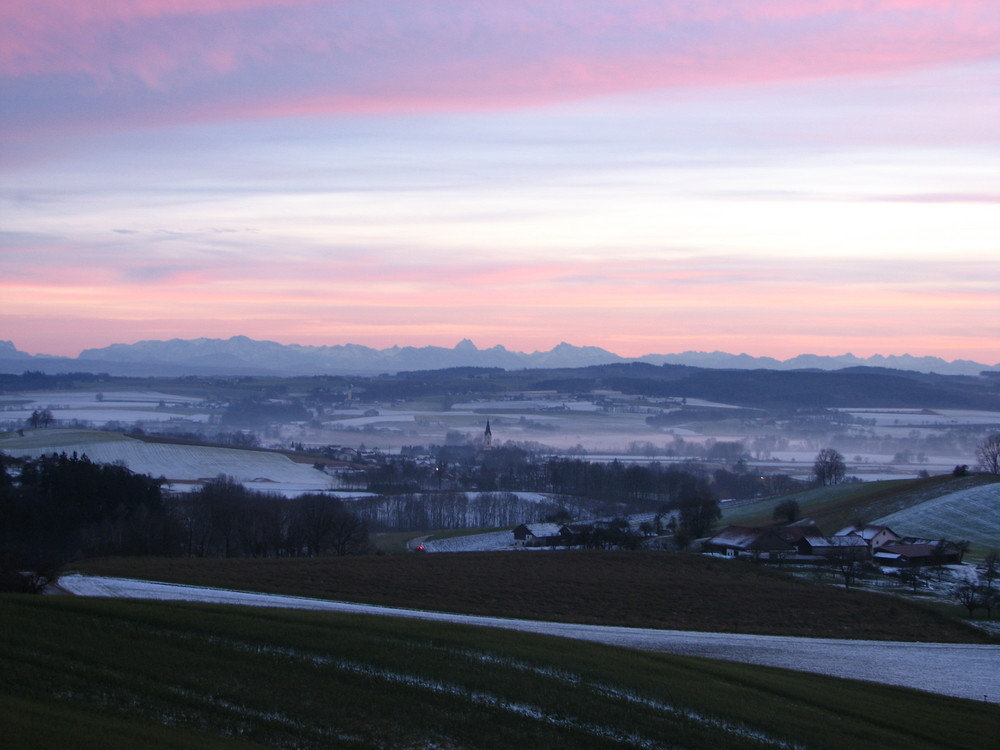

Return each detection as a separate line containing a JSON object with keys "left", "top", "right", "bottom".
{"left": 2, "top": 1, "right": 999, "bottom": 364}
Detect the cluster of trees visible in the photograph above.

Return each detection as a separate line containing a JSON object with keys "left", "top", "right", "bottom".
{"left": 350, "top": 491, "right": 563, "bottom": 532}
{"left": 772, "top": 498, "right": 801, "bottom": 523}
{"left": 0, "top": 452, "right": 174, "bottom": 585}
{"left": 952, "top": 552, "right": 998, "bottom": 617}
{"left": 811, "top": 434, "right": 1000, "bottom": 485}
{"left": 361, "top": 449, "right": 741, "bottom": 508}
{"left": 822, "top": 427, "right": 985, "bottom": 464}
{"left": 575, "top": 519, "right": 645, "bottom": 550}
{"left": 813, "top": 448, "right": 847, "bottom": 486}
{"left": 0, "top": 454, "right": 369, "bottom": 590}
{"left": 355, "top": 455, "right": 726, "bottom": 544}
{"left": 540, "top": 458, "right": 709, "bottom": 505}
{"left": 176, "top": 477, "right": 369, "bottom": 558}
{"left": 354, "top": 452, "right": 733, "bottom": 545}
{"left": 668, "top": 484, "right": 722, "bottom": 549}
{"left": 26, "top": 409, "right": 54, "bottom": 428}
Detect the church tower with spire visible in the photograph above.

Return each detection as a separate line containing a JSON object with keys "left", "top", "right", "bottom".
{"left": 483, "top": 420, "right": 492, "bottom": 451}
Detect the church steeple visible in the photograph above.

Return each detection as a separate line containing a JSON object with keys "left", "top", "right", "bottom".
{"left": 483, "top": 420, "right": 492, "bottom": 450}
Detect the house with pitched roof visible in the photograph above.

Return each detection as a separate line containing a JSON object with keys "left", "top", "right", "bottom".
{"left": 512, "top": 523, "right": 570, "bottom": 547}
{"left": 834, "top": 523, "right": 899, "bottom": 551}
{"left": 796, "top": 534, "right": 870, "bottom": 561}
{"left": 873, "top": 539, "right": 962, "bottom": 567}
{"left": 701, "top": 525, "right": 795, "bottom": 558}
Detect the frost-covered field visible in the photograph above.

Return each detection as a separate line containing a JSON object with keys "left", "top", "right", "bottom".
{"left": 421, "top": 531, "right": 517, "bottom": 552}
{"left": 875, "top": 483, "right": 1000, "bottom": 549}
{"left": 1, "top": 389, "right": 211, "bottom": 424}
{"left": 329, "top": 414, "right": 417, "bottom": 427}
{"left": 450, "top": 399, "right": 602, "bottom": 412}
{"left": 10, "top": 390, "right": 204, "bottom": 407}
{"left": 1, "top": 408, "right": 211, "bottom": 423}
{"left": 0, "top": 430, "right": 331, "bottom": 493}
{"left": 58, "top": 574, "right": 1000, "bottom": 704}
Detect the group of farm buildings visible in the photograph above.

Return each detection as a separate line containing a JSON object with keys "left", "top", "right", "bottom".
{"left": 512, "top": 519, "right": 963, "bottom": 567}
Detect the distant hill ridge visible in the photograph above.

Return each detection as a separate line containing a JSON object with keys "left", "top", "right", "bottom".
{"left": 1, "top": 336, "right": 997, "bottom": 377}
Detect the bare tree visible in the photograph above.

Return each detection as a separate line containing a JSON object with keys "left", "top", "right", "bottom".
{"left": 954, "top": 540, "right": 970, "bottom": 564}
{"left": 289, "top": 493, "right": 369, "bottom": 556}
{"left": 975, "top": 433, "right": 1000, "bottom": 475}
{"left": 813, "top": 448, "right": 846, "bottom": 486}
{"left": 899, "top": 566, "right": 925, "bottom": 593}
{"left": 982, "top": 550, "right": 999, "bottom": 590}
{"left": 982, "top": 588, "right": 998, "bottom": 619}
{"left": 952, "top": 582, "right": 985, "bottom": 618}
{"left": 327, "top": 511, "right": 370, "bottom": 557}
{"left": 828, "top": 545, "right": 865, "bottom": 589}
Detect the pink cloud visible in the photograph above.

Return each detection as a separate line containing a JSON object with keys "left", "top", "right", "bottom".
{"left": 4, "top": 251, "right": 997, "bottom": 360}
{"left": 3, "top": 1, "right": 999, "bottom": 140}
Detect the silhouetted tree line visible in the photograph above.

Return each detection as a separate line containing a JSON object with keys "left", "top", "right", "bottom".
{"left": 361, "top": 452, "right": 730, "bottom": 507}
{"left": 540, "top": 458, "right": 711, "bottom": 505}
{"left": 355, "top": 451, "right": 770, "bottom": 524}
{"left": 176, "top": 477, "right": 369, "bottom": 558}
{"left": 354, "top": 368, "right": 505, "bottom": 401}
{"left": 0, "top": 455, "right": 370, "bottom": 582}
{"left": 351, "top": 491, "right": 566, "bottom": 532}
{"left": 0, "top": 452, "right": 174, "bottom": 570}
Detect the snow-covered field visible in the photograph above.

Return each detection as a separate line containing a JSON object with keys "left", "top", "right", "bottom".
{"left": 875, "top": 483, "right": 1000, "bottom": 549}
{"left": 9, "top": 390, "right": 204, "bottom": 407}
{"left": 1, "top": 408, "right": 211, "bottom": 424}
{"left": 0, "top": 430, "right": 332, "bottom": 494}
{"left": 1, "top": 390, "right": 211, "bottom": 424}
{"left": 450, "top": 399, "right": 601, "bottom": 411}
{"left": 329, "top": 414, "right": 417, "bottom": 427}
{"left": 58, "top": 574, "right": 1000, "bottom": 705}
{"left": 420, "top": 531, "right": 516, "bottom": 552}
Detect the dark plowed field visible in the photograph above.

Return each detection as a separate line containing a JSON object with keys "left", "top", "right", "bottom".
{"left": 71, "top": 551, "right": 992, "bottom": 643}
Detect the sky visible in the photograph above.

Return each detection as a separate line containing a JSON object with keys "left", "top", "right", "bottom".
{"left": 2, "top": 1, "right": 999, "bottom": 362}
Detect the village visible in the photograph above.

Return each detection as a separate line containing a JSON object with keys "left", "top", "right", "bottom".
{"left": 508, "top": 516, "right": 982, "bottom": 598}
{"left": 512, "top": 517, "right": 963, "bottom": 566}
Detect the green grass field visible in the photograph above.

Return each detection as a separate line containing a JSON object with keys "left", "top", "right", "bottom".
{"left": 3, "top": 595, "right": 997, "bottom": 750}
{"left": 720, "top": 474, "right": 999, "bottom": 543}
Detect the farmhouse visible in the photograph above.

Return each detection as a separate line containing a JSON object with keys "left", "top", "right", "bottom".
{"left": 795, "top": 535, "right": 870, "bottom": 560}
{"left": 701, "top": 525, "right": 795, "bottom": 558}
{"left": 834, "top": 523, "right": 899, "bottom": 551}
{"left": 874, "top": 539, "right": 962, "bottom": 567}
{"left": 512, "top": 523, "right": 571, "bottom": 547}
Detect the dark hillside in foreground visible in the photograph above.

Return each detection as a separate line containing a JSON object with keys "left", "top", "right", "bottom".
{"left": 5, "top": 596, "right": 996, "bottom": 750}
{"left": 72, "top": 551, "right": 991, "bottom": 643}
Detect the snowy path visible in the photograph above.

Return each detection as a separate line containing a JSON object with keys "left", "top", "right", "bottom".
{"left": 59, "top": 574, "right": 1000, "bottom": 705}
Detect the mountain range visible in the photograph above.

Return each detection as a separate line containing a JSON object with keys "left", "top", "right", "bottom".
{"left": 1, "top": 337, "right": 997, "bottom": 377}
